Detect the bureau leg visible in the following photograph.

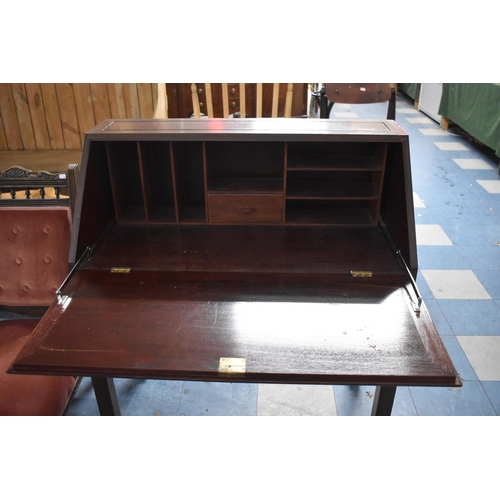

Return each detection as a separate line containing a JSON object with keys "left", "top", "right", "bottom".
{"left": 92, "top": 377, "right": 121, "bottom": 416}
{"left": 371, "top": 386, "right": 397, "bottom": 416}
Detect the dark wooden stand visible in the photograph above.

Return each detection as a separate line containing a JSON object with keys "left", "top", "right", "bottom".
{"left": 10, "top": 119, "right": 461, "bottom": 416}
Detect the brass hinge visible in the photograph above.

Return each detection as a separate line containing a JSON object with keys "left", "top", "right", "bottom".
{"left": 110, "top": 267, "right": 131, "bottom": 273}
{"left": 219, "top": 357, "right": 246, "bottom": 374}
{"left": 351, "top": 271, "right": 373, "bottom": 278}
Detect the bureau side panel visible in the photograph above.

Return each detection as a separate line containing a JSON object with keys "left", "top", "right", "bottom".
{"left": 379, "top": 139, "right": 417, "bottom": 275}
{"left": 70, "top": 139, "right": 115, "bottom": 264}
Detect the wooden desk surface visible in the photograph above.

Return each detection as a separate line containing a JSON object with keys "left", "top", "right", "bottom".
{"left": 11, "top": 269, "right": 459, "bottom": 387}
{"left": 83, "top": 224, "right": 402, "bottom": 277}
{"left": 11, "top": 225, "right": 461, "bottom": 388}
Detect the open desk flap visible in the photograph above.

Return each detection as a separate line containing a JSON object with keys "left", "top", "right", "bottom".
{"left": 11, "top": 267, "right": 460, "bottom": 388}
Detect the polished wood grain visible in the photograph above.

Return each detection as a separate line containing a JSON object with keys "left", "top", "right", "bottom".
{"left": 78, "top": 224, "right": 403, "bottom": 280}
{"left": 86, "top": 118, "right": 404, "bottom": 140}
{"left": 11, "top": 221, "right": 457, "bottom": 389}
{"left": 12, "top": 268, "right": 459, "bottom": 387}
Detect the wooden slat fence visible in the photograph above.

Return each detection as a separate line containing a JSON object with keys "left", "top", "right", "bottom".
{"left": 0, "top": 83, "right": 157, "bottom": 150}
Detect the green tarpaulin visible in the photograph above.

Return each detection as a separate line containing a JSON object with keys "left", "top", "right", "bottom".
{"left": 439, "top": 83, "right": 500, "bottom": 157}
{"left": 398, "top": 83, "right": 421, "bottom": 100}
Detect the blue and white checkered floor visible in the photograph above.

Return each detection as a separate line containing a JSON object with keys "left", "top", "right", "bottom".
{"left": 66, "top": 93, "right": 500, "bottom": 416}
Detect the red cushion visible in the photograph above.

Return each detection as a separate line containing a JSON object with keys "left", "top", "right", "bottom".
{"left": 0, "top": 320, "right": 76, "bottom": 416}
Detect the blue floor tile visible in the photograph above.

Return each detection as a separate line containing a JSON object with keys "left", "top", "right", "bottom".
{"left": 481, "top": 382, "right": 500, "bottom": 414}
{"left": 416, "top": 271, "right": 433, "bottom": 299}
{"left": 67, "top": 377, "right": 149, "bottom": 416}
{"left": 440, "top": 335, "right": 478, "bottom": 382}
{"left": 391, "top": 387, "right": 418, "bottom": 416}
{"left": 422, "top": 299, "right": 454, "bottom": 336}
{"left": 414, "top": 209, "right": 438, "bottom": 226}
{"left": 333, "top": 385, "right": 417, "bottom": 416}
{"left": 455, "top": 245, "right": 500, "bottom": 271}
{"left": 417, "top": 246, "right": 470, "bottom": 270}
{"left": 410, "top": 381, "right": 496, "bottom": 416}
{"left": 333, "top": 385, "right": 377, "bottom": 416}
{"left": 437, "top": 213, "right": 497, "bottom": 246}
{"left": 472, "top": 269, "right": 500, "bottom": 299}
{"left": 438, "top": 300, "right": 500, "bottom": 336}
{"left": 68, "top": 378, "right": 258, "bottom": 416}
{"left": 484, "top": 223, "right": 500, "bottom": 242}
{"left": 176, "top": 381, "right": 258, "bottom": 416}
{"left": 125, "top": 379, "right": 183, "bottom": 416}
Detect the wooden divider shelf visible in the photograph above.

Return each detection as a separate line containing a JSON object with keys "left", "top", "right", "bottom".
{"left": 284, "top": 142, "right": 387, "bottom": 226}
{"left": 101, "top": 131, "right": 389, "bottom": 227}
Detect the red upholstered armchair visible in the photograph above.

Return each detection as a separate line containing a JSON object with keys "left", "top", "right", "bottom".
{"left": 0, "top": 166, "right": 79, "bottom": 415}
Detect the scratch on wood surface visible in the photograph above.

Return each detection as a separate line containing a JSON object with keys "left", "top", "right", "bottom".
{"left": 40, "top": 346, "right": 129, "bottom": 354}
{"left": 212, "top": 303, "right": 218, "bottom": 328}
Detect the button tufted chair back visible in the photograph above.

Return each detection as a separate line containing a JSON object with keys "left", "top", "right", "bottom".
{"left": 0, "top": 165, "right": 78, "bottom": 415}
{"left": 0, "top": 206, "right": 72, "bottom": 307}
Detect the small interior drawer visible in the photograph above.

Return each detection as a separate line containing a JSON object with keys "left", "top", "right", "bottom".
{"left": 208, "top": 194, "right": 283, "bottom": 223}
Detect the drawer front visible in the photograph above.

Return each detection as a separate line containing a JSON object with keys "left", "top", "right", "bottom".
{"left": 208, "top": 194, "right": 283, "bottom": 224}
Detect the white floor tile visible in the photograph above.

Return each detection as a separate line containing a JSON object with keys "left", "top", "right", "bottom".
{"left": 421, "top": 270, "right": 491, "bottom": 299}
{"left": 406, "top": 117, "right": 434, "bottom": 124}
{"left": 333, "top": 112, "right": 358, "bottom": 118}
{"left": 257, "top": 384, "right": 337, "bottom": 416}
{"left": 477, "top": 180, "right": 500, "bottom": 194}
{"left": 416, "top": 224, "right": 453, "bottom": 246}
{"left": 434, "top": 142, "right": 469, "bottom": 151}
{"left": 413, "top": 192, "right": 426, "bottom": 208}
{"left": 418, "top": 128, "right": 448, "bottom": 136}
{"left": 398, "top": 108, "right": 420, "bottom": 114}
{"left": 457, "top": 336, "right": 500, "bottom": 381}
{"left": 453, "top": 159, "right": 494, "bottom": 170}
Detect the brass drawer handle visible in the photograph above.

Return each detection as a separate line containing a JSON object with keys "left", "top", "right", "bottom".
{"left": 237, "top": 207, "right": 255, "bottom": 214}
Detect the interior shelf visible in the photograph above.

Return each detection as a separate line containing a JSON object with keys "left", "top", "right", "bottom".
{"left": 103, "top": 138, "right": 387, "bottom": 227}
{"left": 106, "top": 141, "right": 146, "bottom": 224}
{"left": 138, "top": 142, "right": 176, "bottom": 223}
{"left": 172, "top": 142, "right": 206, "bottom": 223}
{"left": 287, "top": 153, "right": 383, "bottom": 171}
{"left": 148, "top": 206, "right": 177, "bottom": 224}
{"left": 178, "top": 206, "right": 207, "bottom": 224}
{"left": 119, "top": 205, "right": 147, "bottom": 224}
{"left": 285, "top": 201, "right": 376, "bottom": 226}
{"left": 205, "top": 141, "right": 285, "bottom": 196}
{"left": 286, "top": 179, "right": 378, "bottom": 200}
{"left": 207, "top": 176, "right": 283, "bottom": 193}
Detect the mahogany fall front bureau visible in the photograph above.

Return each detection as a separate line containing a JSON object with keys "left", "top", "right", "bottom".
{"left": 9, "top": 118, "right": 462, "bottom": 416}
